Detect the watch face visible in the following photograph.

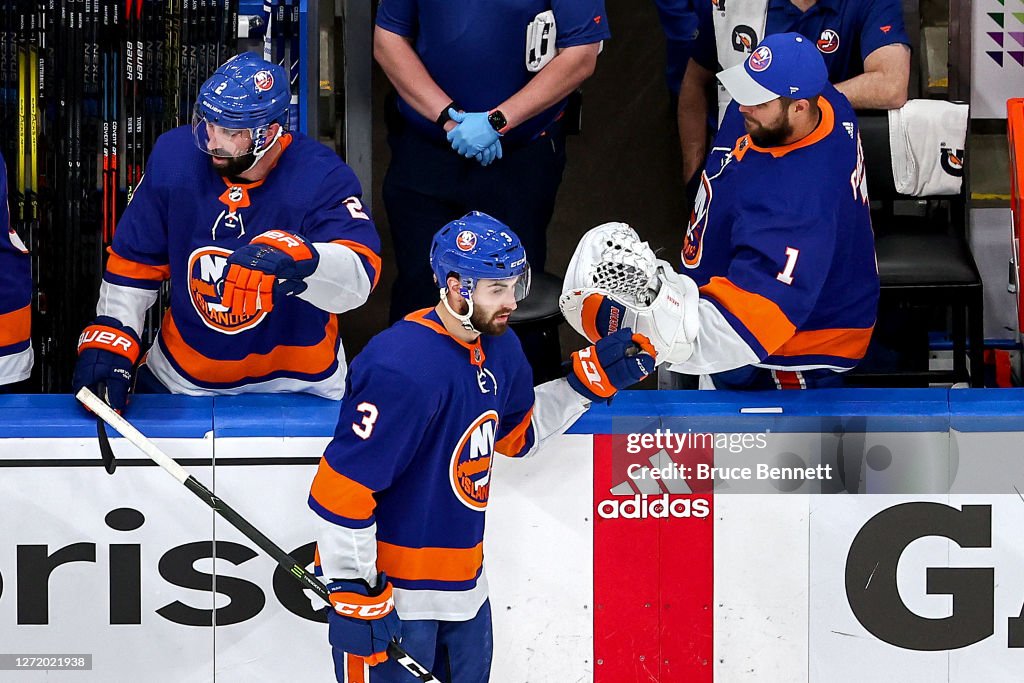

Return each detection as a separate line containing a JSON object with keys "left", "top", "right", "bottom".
{"left": 488, "top": 110, "right": 507, "bottom": 131}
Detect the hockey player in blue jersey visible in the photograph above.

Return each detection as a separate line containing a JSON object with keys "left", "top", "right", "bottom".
{"left": 0, "top": 150, "right": 34, "bottom": 388}
{"left": 561, "top": 34, "right": 878, "bottom": 390}
{"left": 308, "top": 212, "right": 655, "bottom": 682}
{"left": 71, "top": 53, "right": 381, "bottom": 410}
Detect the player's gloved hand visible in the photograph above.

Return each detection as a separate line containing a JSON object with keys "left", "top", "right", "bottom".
{"left": 327, "top": 572, "right": 402, "bottom": 666}
{"left": 72, "top": 316, "right": 142, "bottom": 413}
{"left": 567, "top": 328, "right": 656, "bottom": 402}
{"left": 221, "top": 229, "right": 319, "bottom": 316}
{"left": 446, "top": 109, "right": 501, "bottom": 158}
{"left": 474, "top": 138, "right": 503, "bottom": 167}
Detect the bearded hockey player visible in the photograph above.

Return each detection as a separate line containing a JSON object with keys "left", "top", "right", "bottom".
{"left": 72, "top": 53, "right": 380, "bottom": 408}
{"left": 308, "top": 212, "right": 655, "bottom": 682}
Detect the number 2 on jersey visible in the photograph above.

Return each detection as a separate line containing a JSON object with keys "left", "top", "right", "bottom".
{"left": 352, "top": 402, "right": 379, "bottom": 439}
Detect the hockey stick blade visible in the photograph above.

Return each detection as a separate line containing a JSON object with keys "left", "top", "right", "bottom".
{"left": 75, "top": 387, "right": 438, "bottom": 682}
{"left": 94, "top": 381, "right": 117, "bottom": 474}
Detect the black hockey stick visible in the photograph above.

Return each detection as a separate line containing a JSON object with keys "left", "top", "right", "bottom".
{"left": 75, "top": 387, "right": 439, "bottom": 682}
{"left": 94, "top": 381, "right": 118, "bottom": 474}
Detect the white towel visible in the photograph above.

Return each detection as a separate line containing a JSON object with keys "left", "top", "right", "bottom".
{"left": 712, "top": 0, "right": 769, "bottom": 123}
{"left": 887, "top": 99, "right": 969, "bottom": 196}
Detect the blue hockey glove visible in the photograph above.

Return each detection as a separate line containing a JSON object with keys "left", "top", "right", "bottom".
{"left": 567, "top": 328, "right": 656, "bottom": 402}
{"left": 474, "top": 139, "right": 504, "bottom": 167}
{"left": 221, "top": 229, "right": 319, "bottom": 316}
{"left": 327, "top": 572, "right": 402, "bottom": 667}
{"left": 72, "top": 316, "right": 142, "bottom": 413}
{"left": 446, "top": 109, "right": 501, "bottom": 158}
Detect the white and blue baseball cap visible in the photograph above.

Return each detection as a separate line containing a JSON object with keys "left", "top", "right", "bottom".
{"left": 717, "top": 32, "right": 829, "bottom": 106}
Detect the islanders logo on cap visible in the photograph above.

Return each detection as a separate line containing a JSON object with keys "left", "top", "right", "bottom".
{"left": 456, "top": 230, "right": 477, "bottom": 251}
{"left": 817, "top": 29, "right": 840, "bottom": 54}
{"left": 253, "top": 70, "right": 275, "bottom": 92}
{"left": 749, "top": 46, "right": 772, "bottom": 72}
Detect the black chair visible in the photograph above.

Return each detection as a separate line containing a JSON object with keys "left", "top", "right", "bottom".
{"left": 851, "top": 111, "right": 984, "bottom": 387}
{"left": 509, "top": 271, "right": 564, "bottom": 383}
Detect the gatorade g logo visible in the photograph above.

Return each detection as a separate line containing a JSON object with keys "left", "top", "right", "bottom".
{"left": 940, "top": 147, "right": 965, "bottom": 177}
{"left": 817, "top": 29, "right": 840, "bottom": 54}
{"left": 731, "top": 25, "right": 758, "bottom": 53}
{"left": 188, "top": 246, "right": 268, "bottom": 334}
{"left": 449, "top": 411, "right": 499, "bottom": 510}
{"left": 712, "top": 0, "right": 726, "bottom": 12}
{"left": 682, "top": 172, "right": 712, "bottom": 269}
{"left": 253, "top": 70, "right": 275, "bottom": 92}
{"left": 749, "top": 46, "right": 772, "bottom": 72}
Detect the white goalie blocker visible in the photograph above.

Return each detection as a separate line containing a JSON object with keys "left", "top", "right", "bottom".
{"left": 558, "top": 222, "right": 700, "bottom": 366}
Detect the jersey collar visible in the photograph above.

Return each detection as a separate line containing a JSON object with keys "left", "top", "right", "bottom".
{"left": 405, "top": 308, "right": 486, "bottom": 367}
{"left": 732, "top": 96, "right": 835, "bottom": 161}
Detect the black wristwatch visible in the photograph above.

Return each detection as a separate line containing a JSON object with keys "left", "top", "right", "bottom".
{"left": 435, "top": 101, "right": 459, "bottom": 127}
{"left": 487, "top": 109, "right": 508, "bottom": 133}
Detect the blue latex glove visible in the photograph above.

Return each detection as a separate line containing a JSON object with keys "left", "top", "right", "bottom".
{"left": 567, "top": 328, "right": 657, "bottom": 402}
{"left": 327, "top": 572, "right": 402, "bottom": 668}
{"left": 72, "top": 316, "right": 142, "bottom": 412}
{"left": 447, "top": 109, "right": 501, "bottom": 158}
{"left": 221, "top": 229, "right": 320, "bottom": 316}
{"left": 474, "top": 139, "right": 504, "bottom": 167}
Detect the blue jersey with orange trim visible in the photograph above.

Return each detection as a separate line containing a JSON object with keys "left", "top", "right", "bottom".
{"left": 678, "top": 85, "right": 878, "bottom": 385}
{"left": 375, "top": 0, "right": 610, "bottom": 144}
{"left": 101, "top": 126, "right": 380, "bottom": 398}
{"left": 0, "top": 151, "right": 34, "bottom": 385}
{"left": 309, "top": 308, "right": 538, "bottom": 620}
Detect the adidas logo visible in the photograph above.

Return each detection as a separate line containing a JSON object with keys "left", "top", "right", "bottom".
{"left": 598, "top": 449, "right": 710, "bottom": 519}
{"left": 843, "top": 122, "right": 855, "bottom": 139}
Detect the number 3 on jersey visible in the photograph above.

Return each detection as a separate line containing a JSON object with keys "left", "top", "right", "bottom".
{"left": 352, "top": 402, "right": 379, "bottom": 439}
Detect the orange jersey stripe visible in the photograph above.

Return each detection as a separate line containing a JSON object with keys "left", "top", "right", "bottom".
{"left": 106, "top": 248, "right": 171, "bottom": 282}
{"left": 309, "top": 458, "right": 377, "bottom": 521}
{"left": 496, "top": 407, "right": 534, "bottom": 457}
{"left": 376, "top": 541, "right": 484, "bottom": 583}
{"left": 333, "top": 239, "right": 383, "bottom": 291}
{"left": 700, "top": 277, "right": 796, "bottom": 354}
{"left": 159, "top": 310, "right": 339, "bottom": 384}
{"left": 775, "top": 326, "right": 874, "bottom": 360}
{"left": 0, "top": 304, "right": 31, "bottom": 346}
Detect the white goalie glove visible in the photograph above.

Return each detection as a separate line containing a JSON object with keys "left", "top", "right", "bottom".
{"left": 559, "top": 222, "right": 700, "bottom": 366}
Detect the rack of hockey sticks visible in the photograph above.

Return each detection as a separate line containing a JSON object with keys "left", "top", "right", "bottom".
{"left": 1, "top": 0, "right": 240, "bottom": 392}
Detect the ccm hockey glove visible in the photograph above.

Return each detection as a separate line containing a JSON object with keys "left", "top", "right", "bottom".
{"left": 221, "top": 229, "right": 319, "bottom": 316}
{"left": 72, "top": 316, "right": 142, "bottom": 412}
{"left": 567, "top": 328, "right": 656, "bottom": 402}
{"left": 327, "top": 572, "right": 402, "bottom": 667}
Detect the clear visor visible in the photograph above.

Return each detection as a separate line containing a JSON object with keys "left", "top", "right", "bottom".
{"left": 192, "top": 111, "right": 261, "bottom": 158}
{"left": 466, "top": 265, "right": 531, "bottom": 303}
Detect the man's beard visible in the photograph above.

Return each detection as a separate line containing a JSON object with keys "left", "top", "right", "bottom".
{"left": 746, "top": 113, "right": 793, "bottom": 148}
{"left": 211, "top": 152, "right": 257, "bottom": 178}
{"left": 471, "top": 307, "right": 514, "bottom": 336}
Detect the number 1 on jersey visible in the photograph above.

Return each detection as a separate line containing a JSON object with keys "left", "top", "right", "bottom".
{"left": 777, "top": 247, "right": 800, "bottom": 285}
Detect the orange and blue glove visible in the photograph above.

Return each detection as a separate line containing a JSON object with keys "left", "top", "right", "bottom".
{"left": 72, "top": 316, "right": 142, "bottom": 413}
{"left": 221, "top": 230, "right": 319, "bottom": 316}
{"left": 327, "top": 572, "right": 402, "bottom": 668}
{"left": 567, "top": 328, "right": 656, "bottom": 402}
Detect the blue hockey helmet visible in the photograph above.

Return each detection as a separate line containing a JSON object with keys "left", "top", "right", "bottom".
{"left": 192, "top": 52, "right": 290, "bottom": 159}
{"left": 430, "top": 212, "right": 531, "bottom": 303}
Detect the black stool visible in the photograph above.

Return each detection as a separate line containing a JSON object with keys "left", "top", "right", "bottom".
{"left": 509, "top": 272, "right": 565, "bottom": 383}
